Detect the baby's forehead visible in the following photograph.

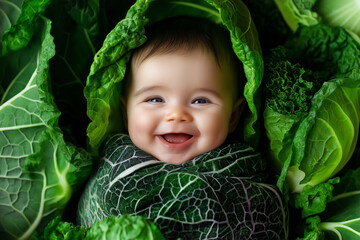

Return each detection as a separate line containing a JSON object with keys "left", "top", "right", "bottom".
{"left": 129, "top": 50, "right": 238, "bottom": 98}
{"left": 131, "top": 39, "right": 218, "bottom": 70}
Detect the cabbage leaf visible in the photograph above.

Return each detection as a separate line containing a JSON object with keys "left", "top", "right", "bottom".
{"left": 32, "top": 215, "right": 165, "bottom": 240}
{"left": 299, "top": 165, "right": 360, "bottom": 239}
{"left": 85, "top": 215, "right": 165, "bottom": 240}
{"left": 0, "top": 0, "right": 22, "bottom": 42}
{"left": 77, "top": 134, "right": 288, "bottom": 240}
{"left": 273, "top": 0, "right": 360, "bottom": 41}
{"left": 0, "top": 12, "right": 91, "bottom": 240}
{"left": 263, "top": 23, "right": 360, "bottom": 194}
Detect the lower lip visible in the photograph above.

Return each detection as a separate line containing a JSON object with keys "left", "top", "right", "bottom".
{"left": 156, "top": 135, "right": 196, "bottom": 150}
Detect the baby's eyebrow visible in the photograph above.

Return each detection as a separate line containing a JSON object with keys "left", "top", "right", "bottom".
{"left": 195, "top": 88, "right": 221, "bottom": 98}
{"left": 133, "top": 86, "right": 222, "bottom": 98}
{"left": 134, "top": 85, "right": 164, "bottom": 97}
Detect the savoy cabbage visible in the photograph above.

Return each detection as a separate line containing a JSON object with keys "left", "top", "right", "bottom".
{"left": 77, "top": 134, "right": 288, "bottom": 239}
{"left": 0, "top": 13, "right": 91, "bottom": 240}
{"left": 0, "top": 0, "right": 104, "bottom": 239}
{"left": 2, "top": 0, "right": 359, "bottom": 239}
{"left": 0, "top": 0, "right": 269, "bottom": 238}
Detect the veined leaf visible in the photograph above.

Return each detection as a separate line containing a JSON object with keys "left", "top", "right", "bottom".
{"left": 300, "top": 167, "right": 360, "bottom": 239}
{"left": 0, "top": 15, "right": 91, "bottom": 240}
{"left": 274, "top": 0, "right": 360, "bottom": 40}
{"left": 77, "top": 134, "right": 288, "bottom": 240}
{"left": 0, "top": 0, "right": 22, "bottom": 37}
{"left": 263, "top": 24, "right": 360, "bottom": 193}
{"left": 0, "top": 0, "right": 52, "bottom": 55}
{"left": 319, "top": 167, "right": 360, "bottom": 239}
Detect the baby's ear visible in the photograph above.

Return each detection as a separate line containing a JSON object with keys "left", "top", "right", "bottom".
{"left": 119, "top": 96, "right": 128, "bottom": 130}
{"left": 229, "top": 97, "right": 245, "bottom": 133}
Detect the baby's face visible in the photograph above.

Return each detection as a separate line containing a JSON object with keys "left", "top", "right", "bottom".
{"left": 126, "top": 49, "right": 239, "bottom": 164}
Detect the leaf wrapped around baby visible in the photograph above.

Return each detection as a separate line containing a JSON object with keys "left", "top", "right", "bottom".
{"left": 77, "top": 134, "right": 288, "bottom": 239}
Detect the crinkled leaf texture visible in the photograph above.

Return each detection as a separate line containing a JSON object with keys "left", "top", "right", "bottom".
{"left": 266, "top": 77, "right": 360, "bottom": 193}
{"left": 0, "top": 15, "right": 91, "bottom": 240}
{"left": 300, "top": 165, "right": 360, "bottom": 240}
{"left": 264, "top": 24, "right": 360, "bottom": 193}
{"left": 85, "top": 0, "right": 263, "bottom": 154}
{"left": 294, "top": 177, "right": 339, "bottom": 218}
{"left": 31, "top": 215, "right": 164, "bottom": 240}
{"left": 86, "top": 215, "right": 165, "bottom": 240}
{"left": 0, "top": 0, "right": 52, "bottom": 55}
{"left": 77, "top": 134, "right": 288, "bottom": 240}
{"left": 318, "top": 167, "right": 360, "bottom": 239}
{"left": 30, "top": 216, "right": 87, "bottom": 240}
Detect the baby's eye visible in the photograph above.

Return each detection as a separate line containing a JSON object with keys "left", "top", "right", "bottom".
{"left": 192, "top": 98, "right": 211, "bottom": 104}
{"left": 146, "top": 97, "right": 164, "bottom": 103}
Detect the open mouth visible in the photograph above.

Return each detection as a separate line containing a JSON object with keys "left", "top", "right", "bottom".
{"left": 157, "top": 133, "right": 195, "bottom": 149}
{"left": 162, "top": 133, "right": 193, "bottom": 143}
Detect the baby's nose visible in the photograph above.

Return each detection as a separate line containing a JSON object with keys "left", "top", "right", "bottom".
{"left": 165, "top": 107, "right": 193, "bottom": 122}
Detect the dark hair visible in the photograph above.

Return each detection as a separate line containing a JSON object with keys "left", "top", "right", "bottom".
{"left": 125, "top": 16, "right": 243, "bottom": 100}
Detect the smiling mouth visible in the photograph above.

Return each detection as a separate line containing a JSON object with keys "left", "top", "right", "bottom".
{"left": 157, "top": 133, "right": 195, "bottom": 149}
{"left": 162, "top": 134, "right": 193, "bottom": 143}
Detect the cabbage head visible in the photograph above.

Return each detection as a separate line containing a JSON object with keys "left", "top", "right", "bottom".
{"left": 263, "top": 23, "right": 360, "bottom": 194}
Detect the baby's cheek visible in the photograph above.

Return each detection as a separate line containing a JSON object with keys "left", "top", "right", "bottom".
{"left": 128, "top": 117, "right": 153, "bottom": 150}
{"left": 199, "top": 115, "right": 229, "bottom": 145}
{"left": 129, "top": 108, "right": 155, "bottom": 130}
{"left": 131, "top": 116, "right": 147, "bottom": 130}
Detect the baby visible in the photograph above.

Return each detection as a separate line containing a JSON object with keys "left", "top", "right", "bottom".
{"left": 78, "top": 17, "right": 288, "bottom": 239}
{"left": 123, "top": 17, "right": 245, "bottom": 165}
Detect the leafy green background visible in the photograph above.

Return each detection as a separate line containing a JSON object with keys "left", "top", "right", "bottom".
{"left": 0, "top": 0, "right": 132, "bottom": 238}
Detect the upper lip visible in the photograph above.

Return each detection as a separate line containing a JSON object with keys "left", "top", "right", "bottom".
{"left": 155, "top": 125, "right": 199, "bottom": 138}
{"left": 156, "top": 132, "right": 196, "bottom": 149}
{"left": 158, "top": 132, "right": 194, "bottom": 136}
{"left": 162, "top": 131, "right": 191, "bottom": 134}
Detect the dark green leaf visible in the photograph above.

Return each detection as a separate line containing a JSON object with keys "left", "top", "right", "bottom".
{"left": 77, "top": 134, "right": 288, "bottom": 239}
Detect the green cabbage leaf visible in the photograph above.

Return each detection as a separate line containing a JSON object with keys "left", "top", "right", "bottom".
{"left": 0, "top": 6, "right": 92, "bottom": 240}
{"left": 77, "top": 134, "right": 288, "bottom": 239}
{"left": 263, "top": 23, "right": 360, "bottom": 194}
{"left": 31, "top": 215, "right": 164, "bottom": 240}
{"left": 0, "top": 0, "right": 22, "bottom": 49}
{"left": 298, "top": 163, "right": 360, "bottom": 240}
{"left": 0, "top": 0, "right": 52, "bottom": 55}
{"left": 85, "top": 215, "right": 165, "bottom": 240}
{"left": 273, "top": 0, "right": 360, "bottom": 41}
